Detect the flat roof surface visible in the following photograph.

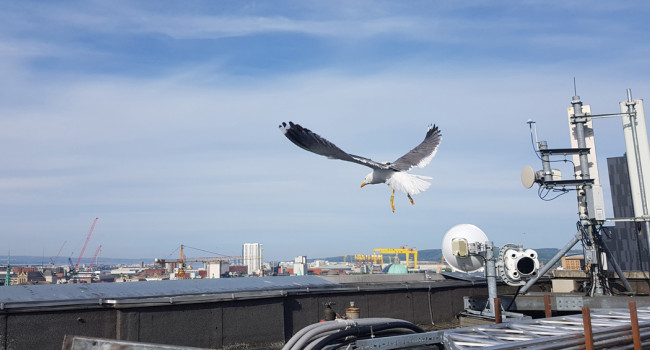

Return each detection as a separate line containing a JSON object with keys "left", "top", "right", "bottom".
{"left": 0, "top": 275, "right": 338, "bottom": 306}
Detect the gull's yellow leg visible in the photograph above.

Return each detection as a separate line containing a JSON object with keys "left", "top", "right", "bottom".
{"left": 408, "top": 194, "right": 415, "bottom": 205}
{"left": 391, "top": 188, "right": 395, "bottom": 213}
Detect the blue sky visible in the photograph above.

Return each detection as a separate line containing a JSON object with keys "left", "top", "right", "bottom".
{"left": 2, "top": 1, "right": 650, "bottom": 261}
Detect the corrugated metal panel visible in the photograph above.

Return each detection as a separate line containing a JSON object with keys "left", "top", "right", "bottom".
{"left": 441, "top": 271, "right": 487, "bottom": 282}
{"left": 0, "top": 276, "right": 338, "bottom": 308}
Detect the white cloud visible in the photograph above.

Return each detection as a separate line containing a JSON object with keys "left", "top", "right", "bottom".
{"left": 2, "top": 1, "right": 650, "bottom": 259}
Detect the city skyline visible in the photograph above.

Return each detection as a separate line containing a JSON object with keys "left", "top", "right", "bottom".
{"left": 2, "top": 2, "right": 650, "bottom": 260}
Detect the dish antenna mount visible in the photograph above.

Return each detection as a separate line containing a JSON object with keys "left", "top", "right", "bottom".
{"left": 442, "top": 224, "right": 539, "bottom": 321}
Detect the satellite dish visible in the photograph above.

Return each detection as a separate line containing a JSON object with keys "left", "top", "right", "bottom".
{"left": 521, "top": 165, "right": 536, "bottom": 189}
{"left": 442, "top": 224, "right": 489, "bottom": 273}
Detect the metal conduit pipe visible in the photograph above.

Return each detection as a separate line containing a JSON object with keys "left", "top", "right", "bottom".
{"left": 304, "top": 327, "right": 420, "bottom": 350}
{"left": 295, "top": 318, "right": 411, "bottom": 350}
{"left": 592, "top": 328, "right": 650, "bottom": 348}
{"left": 307, "top": 322, "right": 424, "bottom": 350}
{"left": 473, "top": 324, "right": 650, "bottom": 350}
{"left": 297, "top": 331, "right": 344, "bottom": 350}
{"left": 300, "top": 334, "right": 333, "bottom": 350}
{"left": 587, "top": 332, "right": 650, "bottom": 349}
{"left": 296, "top": 321, "right": 421, "bottom": 350}
{"left": 283, "top": 318, "right": 406, "bottom": 350}
{"left": 284, "top": 320, "right": 355, "bottom": 350}
{"left": 283, "top": 322, "right": 338, "bottom": 350}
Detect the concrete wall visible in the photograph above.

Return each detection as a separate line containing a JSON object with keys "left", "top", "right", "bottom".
{"left": 0, "top": 282, "right": 515, "bottom": 350}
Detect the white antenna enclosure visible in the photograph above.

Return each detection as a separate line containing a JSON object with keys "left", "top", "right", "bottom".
{"left": 442, "top": 224, "right": 489, "bottom": 273}
{"left": 521, "top": 165, "right": 536, "bottom": 189}
{"left": 620, "top": 99, "right": 650, "bottom": 218}
{"left": 568, "top": 104, "right": 606, "bottom": 220}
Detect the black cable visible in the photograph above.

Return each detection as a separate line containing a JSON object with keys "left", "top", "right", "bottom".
{"left": 575, "top": 221, "right": 594, "bottom": 295}
{"left": 537, "top": 183, "right": 572, "bottom": 201}
{"left": 593, "top": 228, "right": 612, "bottom": 295}
{"left": 529, "top": 125, "right": 543, "bottom": 161}
{"left": 635, "top": 223, "right": 650, "bottom": 289}
{"left": 600, "top": 225, "right": 614, "bottom": 240}
{"left": 182, "top": 244, "right": 231, "bottom": 257}
{"left": 577, "top": 221, "right": 591, "bottom": 246}
{"left": 529, "top": 125, "right": 577, "bottom": 170}
{"left": 309, "top": 322, "right": 425, "bottom": 350}
{"left": 506, "top": 286, "right": 522, "bottom": 311}
{"left": 538, "top": 189, "right": 570, "bottom": 201}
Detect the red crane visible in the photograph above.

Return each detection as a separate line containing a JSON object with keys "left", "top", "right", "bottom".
{"left": 88, "top": 245, "right": 102, "bottom": 270}
{"left": 75, "top": 218, "right": 99, "bottom": 270}
{"left": 50, "top": 240, "right": 67, "bottom": 265}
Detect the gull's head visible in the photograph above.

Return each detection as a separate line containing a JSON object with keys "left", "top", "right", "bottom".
{"left": 361, "top": 172, "right": 374, "bottom": 188}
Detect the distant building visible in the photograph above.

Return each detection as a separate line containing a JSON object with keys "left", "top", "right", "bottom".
{"left": 605, "top": 156, "right": 650, "bottom": 271}
{"left": 135, "top": 268, "right": 167, "bottom": 280}
{"left": 0, "top": 272, "right": 15, "bottom": 286}
{"left": 561, "top": 256, "right": 585, "bottom": 271}
{"left": 111, "top": 267, "right": 141, "bottom": 277}
{"left": 16, "top": 271, "right": 45, "bottom": 285}
{"left": 293, "top": 256, "right": 307, "bottom": 276}
{"left": 243, "top": 243, "right": 263, "bottom": 275}
{"left": 42, "top": 270, "right": 60, "bottom": 284}
{"left": 206, "top": 260, "right": 230, "bottom": 278}
{"left": 229, "top": 265, "right": 248, "bottom": 276}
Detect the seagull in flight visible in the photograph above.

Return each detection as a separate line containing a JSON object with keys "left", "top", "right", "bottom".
{"left": 279, "top": 122, "right": 442, "bottom": 212}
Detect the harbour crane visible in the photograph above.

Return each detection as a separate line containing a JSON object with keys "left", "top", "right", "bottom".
{"left": 88, "top": 245, "right": 102, "bottom": 270}
{"left": 68, "top": 257, "right": 75, "bottom": 272}
{"left": 154, "top": 244, "right": 188, "bottom": 279}
{"left": 373, "top": 248, "right": 419, "bottom": 269}
{"left": 75, "top": 218, "right": 98, "bottom": 271}
{"left": 50, "top": 241, "right": 67, "bottom": 265}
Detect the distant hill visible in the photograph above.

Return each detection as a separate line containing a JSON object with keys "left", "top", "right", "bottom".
{"left": 312, "top": 248, "right": 583, "bottom": 265}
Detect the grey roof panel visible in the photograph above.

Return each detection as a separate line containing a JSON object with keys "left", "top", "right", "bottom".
{"left": 0, "top": 276, "right": 338, "bottom": 308}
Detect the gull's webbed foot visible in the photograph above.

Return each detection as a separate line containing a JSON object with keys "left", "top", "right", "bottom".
{"left": 408, "top": 194, "right": 415, "bottom": 205}
{"left": 391, "top": 188, "right": 395, "bottom": 213}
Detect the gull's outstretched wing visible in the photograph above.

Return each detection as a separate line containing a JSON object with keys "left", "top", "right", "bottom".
{"left": 279, "top": 121, "right": 387, "bottom": 170}
{"left": 391, "top": 124, "right": 442, "bottom": 172}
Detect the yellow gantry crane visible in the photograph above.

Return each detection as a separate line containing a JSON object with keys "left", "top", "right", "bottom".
{"left": 373, "top": 247, "right": 418, "bottom": 269}
{"left": 353, "top": 247, "right": 419, "bottom": 269}
{"left": 353, "top": 254, "right": 384, "bottom": 265}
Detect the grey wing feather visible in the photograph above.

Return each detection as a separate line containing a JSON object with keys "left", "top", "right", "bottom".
{"left": 391, "top": 124, "right": 442, "bottom": 172}
{"left": 279, "top": 121, "right": 387, "bottom": 170}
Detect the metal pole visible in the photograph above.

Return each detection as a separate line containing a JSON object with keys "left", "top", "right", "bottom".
{"left": 630, "top": 301, "right": 642, "bottom": 350}
{"left": 538, "top": 141, "right": 553, "bottom": 183}
{"left": 600, "top": 237, "right": 634, "bottom": 293}
{"left": 571, "top": 95, "right": 604, "bottom": 296}
{"left": 572, "top": 96, "right": 591, "bottom": 184}
{"left": 520, "top": 231, "right": 581, "bottom": 294}
{"left": 627, "top": 89, "right": 648, "bottom": 216}
{"left": 544, "top": 294, "right": 552, "bottom": 318}
{"left": 582, "top": 306, "right": 595, "bottom": 350}
{"left": 485, "top": 245, "right": 498, "bottom": 316}
{"left": 625, "top": 89, "right": 650, "bottom": 255}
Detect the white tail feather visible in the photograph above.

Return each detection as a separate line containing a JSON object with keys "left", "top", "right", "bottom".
{"left": 386, "top": 172, "right": 432, "bottom": 195}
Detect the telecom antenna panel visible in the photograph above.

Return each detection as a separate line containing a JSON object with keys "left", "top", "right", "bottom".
{"left": 567, "top": 104, "right": 606, "bottom": 221}
{"left": 520, "top": 89, "right": 649, "bottom": 296}
{"left": 620, "top": 98, "right": 650, "bottom": 219}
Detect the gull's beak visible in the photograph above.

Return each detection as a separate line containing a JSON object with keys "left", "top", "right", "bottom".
{"left": 360, "top": 182, "right": 367, "bottom": 188}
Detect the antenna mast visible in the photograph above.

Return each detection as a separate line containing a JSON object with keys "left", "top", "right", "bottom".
{"left": 519, "top": 89, "right": 647, "bottom": 296}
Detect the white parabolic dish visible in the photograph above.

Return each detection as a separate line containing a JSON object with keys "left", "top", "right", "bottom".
{"left": 521, "top": 165, "right": 536, "bottom": 189}
{"left": 442, "top": 224, "right": 489, "bottom": 273}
